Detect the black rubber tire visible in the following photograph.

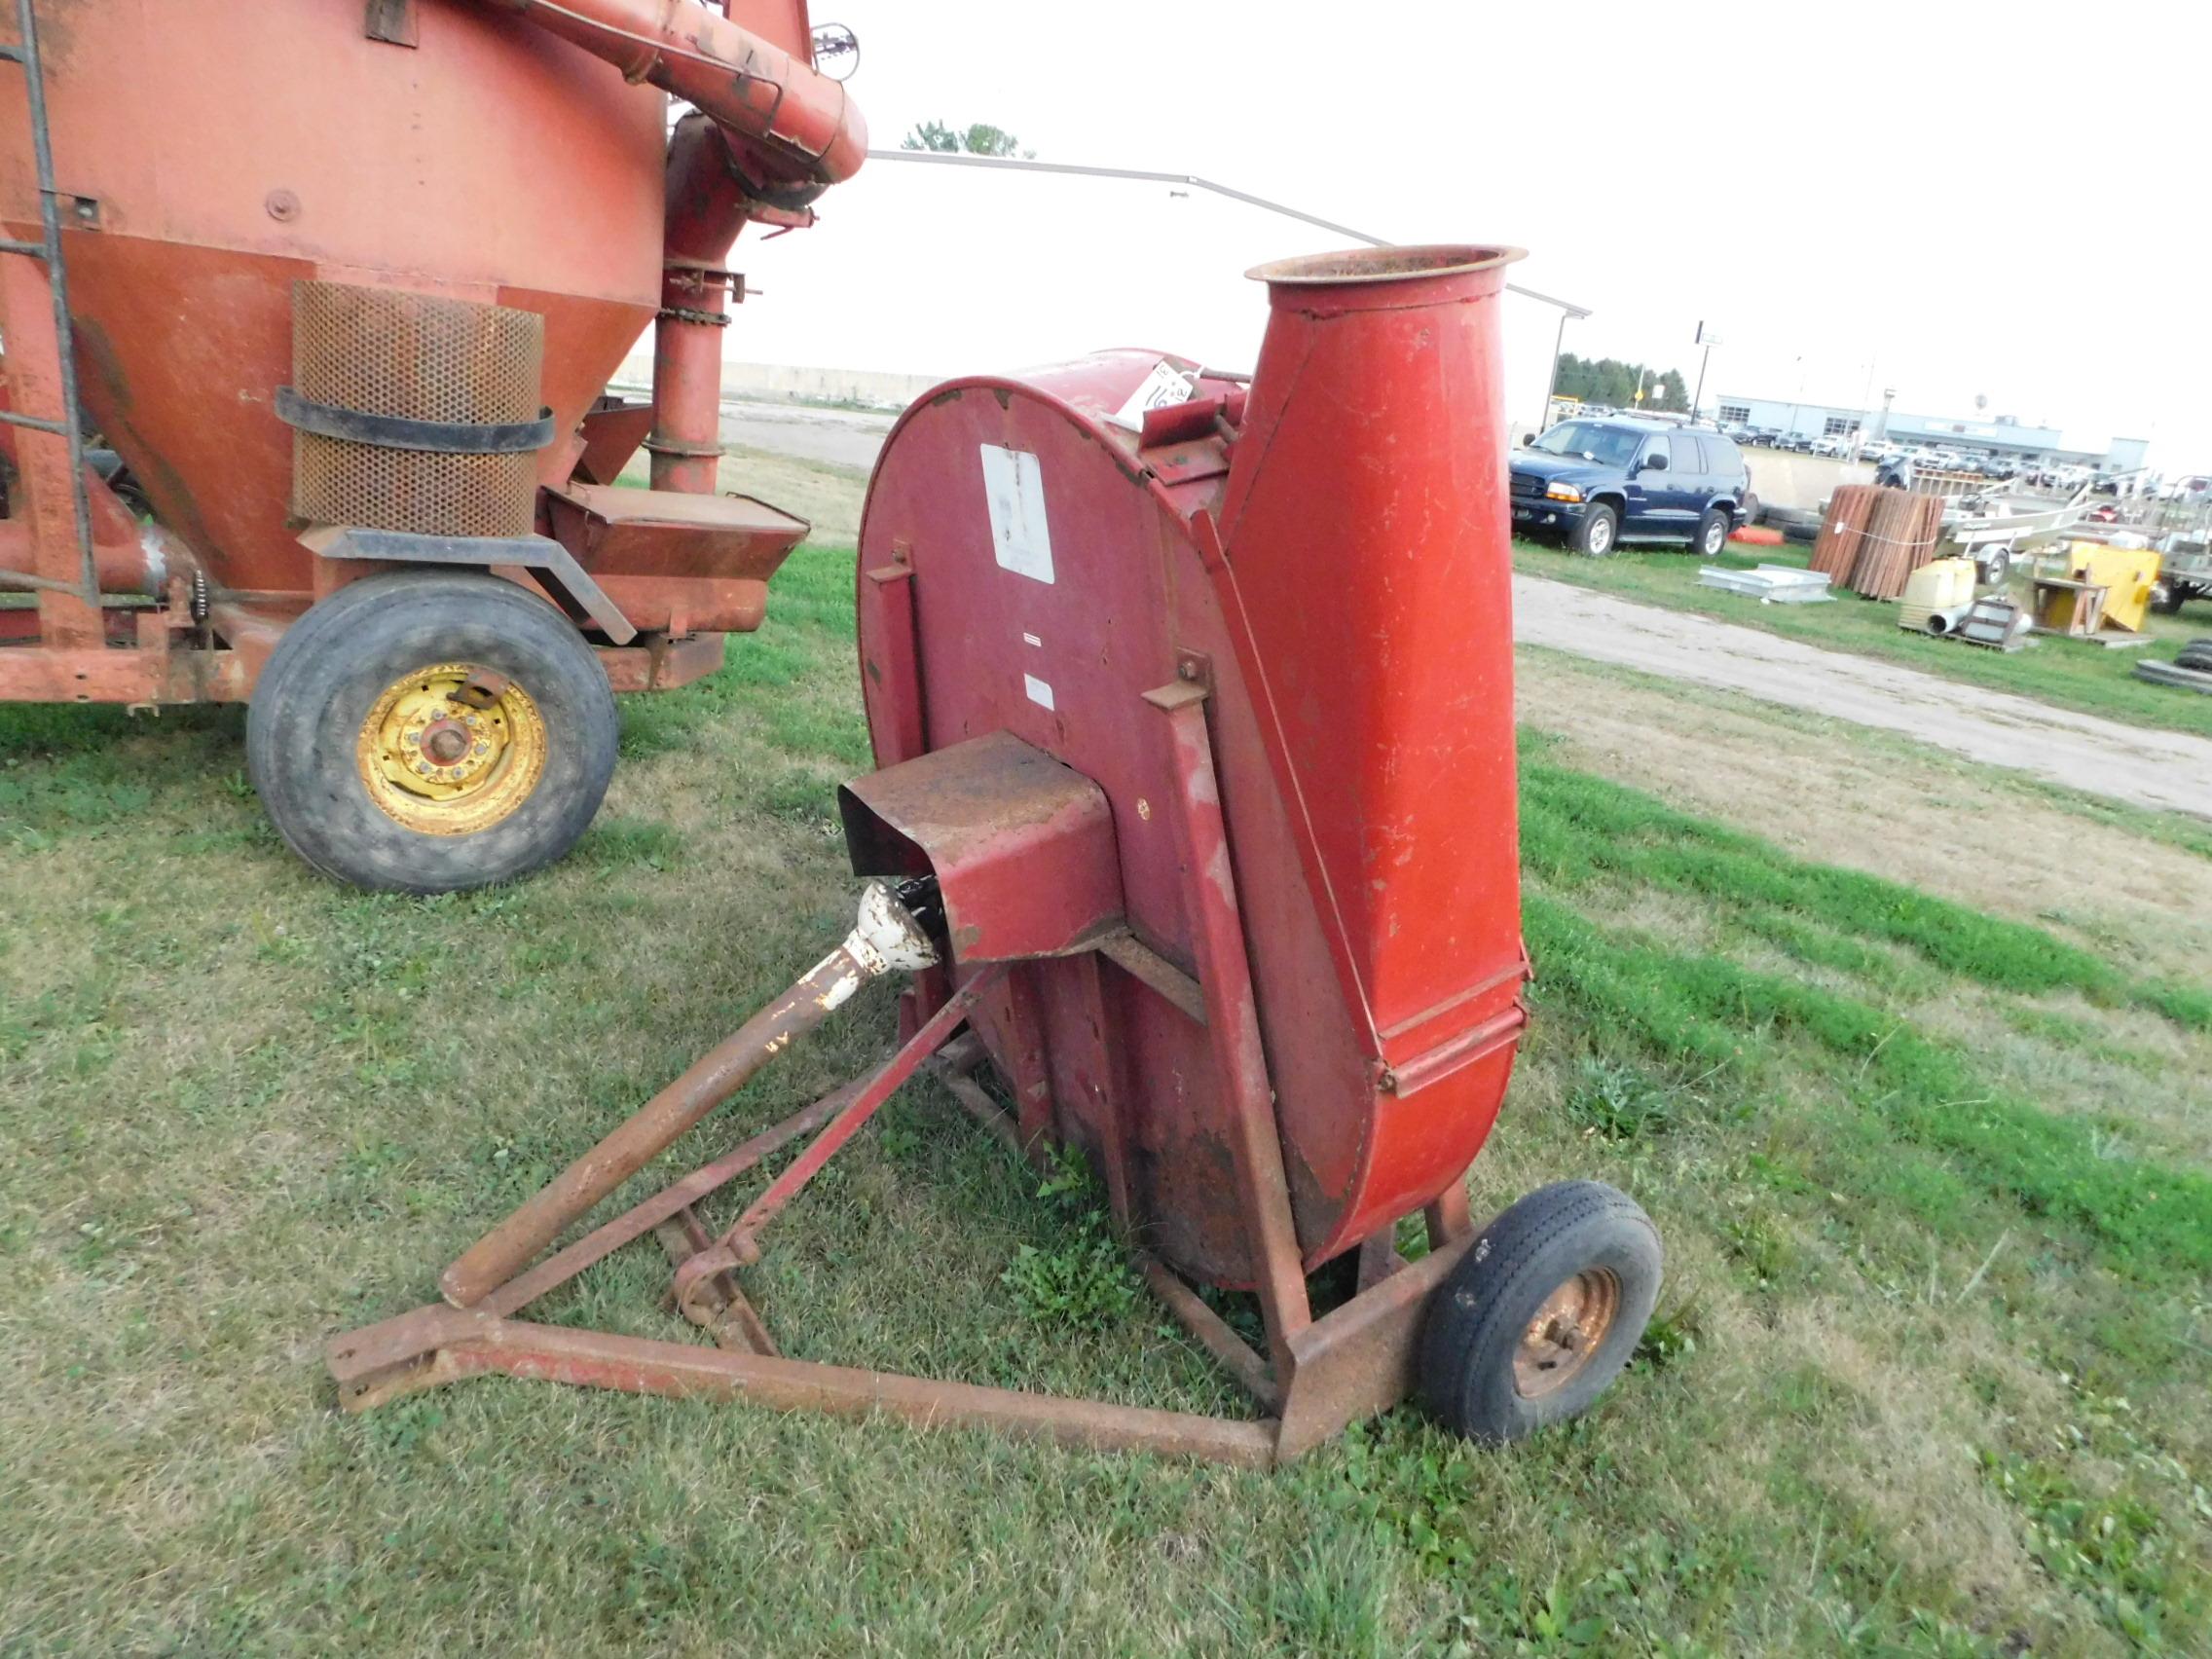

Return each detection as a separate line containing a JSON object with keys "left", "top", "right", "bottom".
{"left": 2176, "top": 642, "right": 2212, "bottom": 674}
{"left": 245, "top": 571, "right": 617, "bottom": 893}
{"left": 1980, "top": 547, "right": 2012, "bottom": 588}
{"left": 1570, "top": 502, "right": 1620, "bottom": 557}
{"left": 1419, "top": 1180, "right": 1662, "bottom": 1445}
{"left": 2149, "top": 581, "right": 2184, "bottom": 615}
{"left": 1693, "top": 507, "right": 1730, "bottom": 559}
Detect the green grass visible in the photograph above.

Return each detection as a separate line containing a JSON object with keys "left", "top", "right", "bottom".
{"left": 3, "top": 541, "right": 2209, "bottom": 1654}
{"left": 1521, "top": 757, "right": 2211, "bottom": 1030}
{"left": 1515, "top": 536, "right": 2212, "bottom": 741}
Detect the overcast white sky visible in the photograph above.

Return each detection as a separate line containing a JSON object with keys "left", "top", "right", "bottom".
{"left": 790, "top": 0, "right": 2212, "bottom": 464}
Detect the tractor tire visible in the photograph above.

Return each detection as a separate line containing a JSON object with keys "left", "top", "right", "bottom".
{"left": 1571, "top": 502, "right": 1620, "bottom": 558}
{"left": 246, "top": 570, "right": 617, "bottom": 894}
{"left": 2176, "top": 639, "right": 2212, "bottom": 674}
{"left": 2149, "top": 580, "right": 2184, "bottom": 616}
{"left": 1419, "top": 1180, "right": 1662, "bottom": 1445}
{"left": 1693, "top": 506, "right": 1730, "bottom": 559}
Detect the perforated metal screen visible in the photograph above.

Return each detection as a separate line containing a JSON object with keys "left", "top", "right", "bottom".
{"left": 291, "top": 281, "right": 544, "bottom": 536}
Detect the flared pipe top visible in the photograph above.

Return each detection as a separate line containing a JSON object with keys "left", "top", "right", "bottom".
{"left": 1246, "top": 244, "right": 1527, "bottom": 312}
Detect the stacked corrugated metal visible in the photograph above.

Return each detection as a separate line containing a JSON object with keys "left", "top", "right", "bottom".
{"left": 1810, "top": 485, "right": 1879, "bottom": 582}
{"left": 1810, "top": 486, "right": 1947, "bottom": 599}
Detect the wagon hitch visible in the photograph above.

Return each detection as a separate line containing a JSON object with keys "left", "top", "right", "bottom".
{"left": 331, "top": 879, "right": 972, "bottom": 1379}
{"left": 437, "top": 878, "right": 944, "bottom": 1308}
{"left": 322, "top": 862, "right": 1281, "bottom": 1464}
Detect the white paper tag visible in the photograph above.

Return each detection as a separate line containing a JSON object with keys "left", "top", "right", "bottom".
{"left": 980, "top": 444, "right": 1054, "bottom": 584}
{"left": 1105, "top": 360, "right": 1198, "bottom": 432}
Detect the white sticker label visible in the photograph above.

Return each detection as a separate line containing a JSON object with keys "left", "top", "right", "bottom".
{"left": 1105, "top": 359, "right": 1198, "bottom": 432}
{"left": 1023, "top": 674, "right": 1056, "bottom": 711}
{"left": 980, "top": 445, "right": 1054, "bottom": 584}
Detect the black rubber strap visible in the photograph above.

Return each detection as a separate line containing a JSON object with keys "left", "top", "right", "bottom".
{"left": 276, "top": 386, "right": 555, "bottom": 455}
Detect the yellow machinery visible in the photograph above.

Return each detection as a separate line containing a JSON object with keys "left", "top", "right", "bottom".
{"left": 2032, "top": 540, "right": 2163, "bottom": 637}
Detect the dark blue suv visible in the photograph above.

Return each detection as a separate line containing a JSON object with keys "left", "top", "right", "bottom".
{"left": 1510, "top": 418, "right": 1751, "bottom": 557}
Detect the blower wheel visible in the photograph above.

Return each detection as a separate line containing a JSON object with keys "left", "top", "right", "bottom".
{"left": 1419, "top": 1181, "right": 1662, "bottom": 1443}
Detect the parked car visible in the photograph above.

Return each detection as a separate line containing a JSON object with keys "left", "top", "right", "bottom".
{"left": 1811, "top": 434, "right": 1849, "bottom": 457}
{"left": 1511, "top": 417, "right": 1751, "bottom": 557}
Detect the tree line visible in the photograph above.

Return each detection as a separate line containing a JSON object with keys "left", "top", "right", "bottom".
{"left": 902, "top": 121, "right": 1033, "bottom": 159}
{"left": 1553, "top": 353, "right": 1689, "bottom": 414}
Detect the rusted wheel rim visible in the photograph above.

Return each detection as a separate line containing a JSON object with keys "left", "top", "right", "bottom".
{"left": 1512, "top": 1268, "right": 1622, "bottom": 1398}
{"left": 355, "top": 661, "right": 546, "bottom": 836}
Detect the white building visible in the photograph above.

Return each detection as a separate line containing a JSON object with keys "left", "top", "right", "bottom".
{"left": 1715, "top": 393, "right": 2148, "bottom": 473}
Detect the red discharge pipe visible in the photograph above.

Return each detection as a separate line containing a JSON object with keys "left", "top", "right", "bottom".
{"left": 484, "top": 0, "right": 869, "bottom": 494}
{"left": 486, "top": 0, "right": 866, "bottom": 196}
{"left": 650, "top": 113, "right": 756, "bottom": 492}
{"left": 1214, "top": 245, "right": 1530, "bottom": 1069}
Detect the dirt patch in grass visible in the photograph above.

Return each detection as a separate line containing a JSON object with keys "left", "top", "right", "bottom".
{"left": 1518, "top": 647, "right": 2212, "bottom": 984}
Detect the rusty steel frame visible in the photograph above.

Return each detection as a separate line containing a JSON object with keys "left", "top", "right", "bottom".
{"left": 0, "top": 591, "right": 733, "bottom": 706}
{"left": 1142, "top": 661, "right": 1314, "bottom": 1380}
{"left": 333, "top": 675, "right": 1480, "bottom": 1468}
{"left": 440, "top": 882, "right": 938, "bottom": 1306}
{"left": 668, "top": 969, "right": 1002, "bottom": 1312}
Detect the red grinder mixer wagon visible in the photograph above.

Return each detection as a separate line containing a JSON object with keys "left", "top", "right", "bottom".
{"left": 331, "top": 247, "right": 1666, "bottom": 1463}
{"left": 0, "top": 0, "right": 863, "bottom": 889}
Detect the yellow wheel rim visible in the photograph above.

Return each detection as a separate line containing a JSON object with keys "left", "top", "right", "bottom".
{"left": 355, "top": 662, "right": 547, "bottom": 836}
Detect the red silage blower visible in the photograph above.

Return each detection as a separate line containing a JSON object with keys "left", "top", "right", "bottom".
{"left": 331, "top": 245, "right": 1665, "bottom": 1464}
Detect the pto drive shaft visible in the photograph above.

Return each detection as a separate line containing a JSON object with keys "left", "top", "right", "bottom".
{"left": 438, "top": 883, "right": 940, "bottom": 1309}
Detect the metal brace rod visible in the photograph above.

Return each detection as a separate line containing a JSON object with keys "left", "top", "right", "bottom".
{"left": 671, "top": 967, "right": 1004, "bottom": 1308}
{"left": 442, "top": 883, "right": 938, "bottom": 1307}
{"left": 1143, "top": 676, "right": 1314, "bottom": 1382}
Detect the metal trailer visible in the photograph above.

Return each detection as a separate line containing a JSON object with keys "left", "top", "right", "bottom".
{"left": 2152, "top": 537, "right": 2212, "bottom": 614}
{"left": 333, "top": 246, "right": 1665, "bottom": 1465}
{"left": 0, "top": 0, "right": 864, "bottom": 890}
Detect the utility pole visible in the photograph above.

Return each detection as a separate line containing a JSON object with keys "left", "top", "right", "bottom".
{"left": 1691, "top": 321, "right": 1720, "bottom": 418}
{"left": 1539, "top": 308, "right": 1570, "bottom": 431}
